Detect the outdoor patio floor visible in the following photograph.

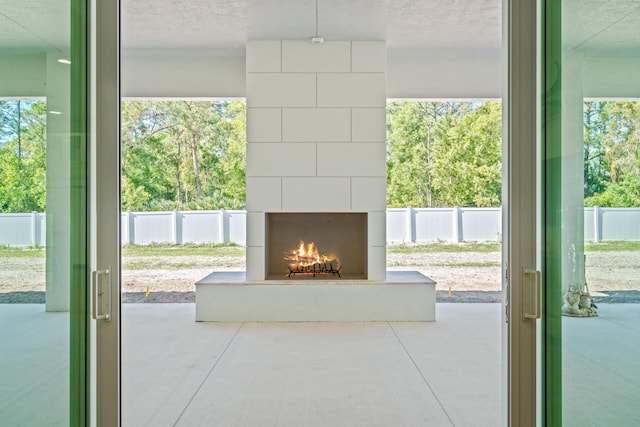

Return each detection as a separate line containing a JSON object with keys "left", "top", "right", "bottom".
{"left": 2, "top": 303, "right": 639, "bottom": 426}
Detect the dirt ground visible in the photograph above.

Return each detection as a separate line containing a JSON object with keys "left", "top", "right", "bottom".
{"left": 1, "top": 250, "right": 638, "bottom": 303}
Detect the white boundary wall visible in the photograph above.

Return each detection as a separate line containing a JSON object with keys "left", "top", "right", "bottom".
{"left": 2, "top": 207, "right": 640, "bottom": 247}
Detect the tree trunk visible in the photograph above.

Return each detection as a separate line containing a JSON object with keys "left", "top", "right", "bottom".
{"left": 175, "top": 140, "right": 182, "bottom": 204}
{"left": 190, "top": 133, "right": 202, "bottom": 200}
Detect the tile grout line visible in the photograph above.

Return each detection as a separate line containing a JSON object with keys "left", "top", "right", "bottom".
{"left": 387, "top": 322, "right": 456, "bottom": 427}
{"left": 172, "top": 322, "right": 246, "bottom": 426}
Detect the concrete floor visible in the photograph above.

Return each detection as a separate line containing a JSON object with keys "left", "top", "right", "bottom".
{"left": 122, "top": 304, "right": 501, "bottom": 427}
{"left": 1, "top": 303, "right": 639, "bottom": 426}
{"left": 562, "top": 304, "right": 640, "bottom": 426}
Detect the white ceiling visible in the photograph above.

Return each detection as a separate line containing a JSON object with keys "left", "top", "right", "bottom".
{"left": 120, "top": 0, "right": 502, "bottom": 57}
{"left": 1, "top": 0, "right": 640, "bottom": 56}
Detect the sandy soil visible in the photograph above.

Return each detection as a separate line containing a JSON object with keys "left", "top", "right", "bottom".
{"left": 1, "top": 250, "right": 638, "bottom": 302}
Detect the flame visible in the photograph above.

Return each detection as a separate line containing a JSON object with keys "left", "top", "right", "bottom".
{"left": 285, "top": 240, "right": 337, "bottom": 269}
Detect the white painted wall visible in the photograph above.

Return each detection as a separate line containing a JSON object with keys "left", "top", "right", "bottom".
{"left": 119, "top": 52, "right": 504, "bottom": 99}
{"left": 387, "top": 54, "right": 503, "bottom": 99}
{"left": 583, "top": 56, "right": 640, "bottom": 99}
{"left": 44, "top": 52, "right": 71, "bottom": 312}
{"left": 121, "top": 55, "right": 246, "bottom": 98}
{"left": 6, "top": 52, "right": 640, "bottom": 100}
{"left": 0, "top": 55, "right": 47, "bottom": 97}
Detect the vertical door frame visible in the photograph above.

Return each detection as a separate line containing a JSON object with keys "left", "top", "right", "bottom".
{"left": 94, "top": 0, "right": 121, "bottom": 425}
{"left": 70, "top": 0, "right": 90, "bottom": 424}
{"left": 541, "top": 0, "right": 563, "bottom": 423}
{"left": 503, "top": 0, "right": 539, "bottom": 426}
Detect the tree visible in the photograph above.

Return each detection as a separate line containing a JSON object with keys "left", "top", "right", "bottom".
{"left": 387, "top": 101, "right": 502, "bottom": 208}
{"left": 583, "top": 101, "right": 640, "bottom": 207}
{"left": 0, "top": 100, "right": 47, "bottom": 212}
{"left": 583, "top": 101, "right": 612, "bottom": 198}
{"left": 386, "top": 101, "right": 461, "bottom": 207}
{"left": 430, "top": 101, "right": 502, "bottom": 207}
{"left": 120, "top": 100, "right": 247, "bottom": 211}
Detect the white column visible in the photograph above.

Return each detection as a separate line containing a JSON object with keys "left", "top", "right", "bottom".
{"left": 45, "top": 52, "right": 70, "bottom": 312}
{"left": 562, "top": 52, "right": 586, "bottom": 291}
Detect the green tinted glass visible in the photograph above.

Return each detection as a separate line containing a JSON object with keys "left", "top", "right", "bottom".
{"left": 0, "top": 1, "right": 89, "bottom": 425}
{"left": 544, "top": 1, "right": 640, "bottom": 425}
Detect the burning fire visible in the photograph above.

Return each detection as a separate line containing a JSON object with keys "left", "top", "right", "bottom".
{"left": 284, "top": 240, "right": 338, "bottom": 269}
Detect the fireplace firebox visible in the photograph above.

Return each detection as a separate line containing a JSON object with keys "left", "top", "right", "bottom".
{"left": 265, "top": 213, "right": 368, "bottom": 280}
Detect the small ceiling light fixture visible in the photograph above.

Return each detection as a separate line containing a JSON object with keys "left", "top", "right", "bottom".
{"left": 310, "top": 0, "right": 324, "bottom": 44}
{"left": 57, "top": 59, "right": 71, "bottom": 65}
{"left": 49, "top": 111, "right": 62, "bottom": 115}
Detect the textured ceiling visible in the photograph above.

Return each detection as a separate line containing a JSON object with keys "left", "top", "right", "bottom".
{"left": 120, "top": 0, "right": 502, "bottom": 56}
{"left": 1, "top": 0, "right": 640, "bottom": 56}
{"left": 564, "top": 0, "right": 640, "bottom": 54}
{"left": 0, "top": 0, "right": 69, "bottom": 54}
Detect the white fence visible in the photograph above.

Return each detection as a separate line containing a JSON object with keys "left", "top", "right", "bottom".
{"left": 2, "top": 207, "right": 640, "bottom": 247}
{"left": 120, "top": 210, "right": 247, "bottom": 245}
{"left": 0, "top": 212, "right": 46, "bottom": 247}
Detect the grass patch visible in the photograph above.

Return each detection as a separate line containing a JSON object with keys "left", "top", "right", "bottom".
{"left": 121, "top": 242, "right": 245, "bottom": 257}
{"left": 387, "top": 261, "right": 422, "bottom": 267}
{"left": 0, "top": 246, "right": 45, "bottom": 258}
{"left": 585, "top": 241, "right": 640, "bottom": 252}
{"left": 122, "top": 260, "right": 203, "bottom": 270}
{"left": 432, "top": 262, "right": 500, "bottom": 268}
{"left": 388, "top": 242, "right": 500, "bottom": 254}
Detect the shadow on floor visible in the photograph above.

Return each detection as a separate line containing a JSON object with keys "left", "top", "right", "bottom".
{"left": 592, "top": 290, "right": 640, "bottom": 304}
{"left": 3, "top": 290, "right": 638, "bottom": 304}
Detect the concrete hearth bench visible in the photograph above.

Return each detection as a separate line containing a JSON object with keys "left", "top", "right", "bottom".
{"left": 195, "top": 271, "right": 436, "bottom": 322}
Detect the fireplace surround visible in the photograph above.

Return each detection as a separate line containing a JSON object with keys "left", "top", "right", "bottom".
{"left": 194, "top": 39, "right": 436, "bottom": 321}
{"left": 265, "top": 212, "right": 368, "bottom": 280}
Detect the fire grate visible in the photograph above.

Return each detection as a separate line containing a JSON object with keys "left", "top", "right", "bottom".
{"left": 287, "top": 263, "right": 342, "bottom": 278}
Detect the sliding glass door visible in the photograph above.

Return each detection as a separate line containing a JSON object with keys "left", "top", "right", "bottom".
{"left": 0, "top": 0, "right": 91, "bottom": 425}
{"left": 543, "top": 1, "right": 640, "bottom": 425}
{"left": 1, "top": 1, "right": 122, "bottom": 425}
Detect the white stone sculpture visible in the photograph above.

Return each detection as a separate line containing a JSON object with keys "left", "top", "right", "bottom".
{"left": 562, "top": 284, "right": 598, "bottom": 317}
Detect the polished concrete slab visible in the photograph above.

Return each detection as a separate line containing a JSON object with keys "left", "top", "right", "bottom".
{"left": 0, "top": 305, "right": 69, "bottom": 427}
{"left": 2, "top": 303, "right": 639, "bottom": 426}
{"left": 124, "top": 304, "right": 497, "bottom": 426}
{"left": 562, "top": 304, "right": 640, "bottom": 426}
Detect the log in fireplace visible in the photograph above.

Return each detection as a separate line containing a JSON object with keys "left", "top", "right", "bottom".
{"left": 265, "top": 212, "right": 368, "bottom": 280}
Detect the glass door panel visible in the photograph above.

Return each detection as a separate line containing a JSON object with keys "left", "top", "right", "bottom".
{"left": 543, "top": 1, "right": 640, "bottom": 425}
{"left": 0, "top": 0, "right": 90, "bottom": 426}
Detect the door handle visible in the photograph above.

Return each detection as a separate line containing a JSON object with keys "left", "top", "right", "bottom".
{"left": 523, "top": 268, "right": 541, "bottom": 320}
{"left": 92, "top": 268, "right": 111, "bottom": 321}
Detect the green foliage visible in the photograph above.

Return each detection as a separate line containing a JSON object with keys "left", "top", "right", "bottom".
{"left": 583, "top": 101, "right": 640, "bottom": 207}
{"left": 430, "top": 101, "right": 502, "bottom": 207}
{"left": 4, "top": 97, "right": 639, "bottom": 213}
{"left": 584, "top": 176, "right": 640, "bottom": 207}
{"left": 0, "top": 100, "right": 47, "bottom": 212}
{"left": 387, "top": 101, "right": 502, "bottom": 208}
{"left": 121, "top": 242, "right": 244, "bottom": 257}
{"left": 387, "top": 242, "right": 501, "bottom": 253}
{"left": 120, "top": 100, "right": 246, "bottom": 211}
{"left": 0, "top": 246, "right": 45, "bottom": 258}
{"left": 585, "top": 241, "right": 640, "bottom": 252}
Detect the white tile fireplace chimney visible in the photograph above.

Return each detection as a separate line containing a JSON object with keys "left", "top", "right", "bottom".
{"left": 245, "top": 40, "right": 387, "bottom": 281}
